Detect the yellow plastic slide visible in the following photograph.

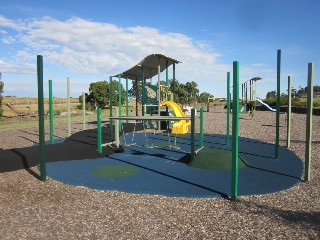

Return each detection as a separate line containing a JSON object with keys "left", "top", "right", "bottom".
{"left": 160, "top": 101, "right": 190, "bottom": 134}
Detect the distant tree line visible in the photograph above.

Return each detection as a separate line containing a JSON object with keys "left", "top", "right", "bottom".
{"left": 265, "top": 85, "right": 320, "bottom": 107}
{"left": 80, "top": 79, "right": 214, "bottom": 110}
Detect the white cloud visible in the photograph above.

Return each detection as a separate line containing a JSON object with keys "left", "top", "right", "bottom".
{"left": 0, "top": 16, "right": 233, "bottom": 96}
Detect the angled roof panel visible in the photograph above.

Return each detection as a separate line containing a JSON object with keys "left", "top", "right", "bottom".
{"left": 114, "top": 54, "right": 181, "bottom": 80}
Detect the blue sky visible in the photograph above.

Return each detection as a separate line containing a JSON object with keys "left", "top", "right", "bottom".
{"left": 0, "top": 0, "right": 319, "bottom": 98}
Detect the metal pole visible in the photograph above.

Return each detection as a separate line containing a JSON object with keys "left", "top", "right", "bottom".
{"left": 135, "top": 78, "right": 138, "bottom": 116}
{"left": 157, "top": 56, "right": 161, "bottom": 130}
{"left": 67, "top": 77, "right": 71, "bottom": 137}
{"left": 173, "top": 63, "right": 176, "bottom": 102}
{"left": 191, "top": 108, "right": 195, "bottom": 161}
{"left": 226, "top": 72, "right": 230, "bottom": 146}
{"left": 200, "top": 107, "right": 204, "bottom": 148}
{"left": 231, "top": 61, "right": 239, "bottom": 201}
{"left": 109, "top": 76, "right": 113, "bottom": 139}
{"left": 286, "top": 76, "right": 292, "bottom": 148}
{"left": 115, "top": 107, "right": 119, "bottom": 147}
{"left": 118, "top": 74, "right": 122, "bottom": 131}
{"left": 166, "top": 60, "right": 169, "bottom": 86}
{"left": 49, "top": 79, "right": 54, "bottom": 144}
{"left": 126, "top": 76, "right": 129, "bottom": 121}
{"left": 275, "top": 49, "right": 281, "bottom": 159}
{"left": 37, "top": 55, "right": 46, "bottom": 181}
{"left": 141, "top": 68, "right": 145, "bottom": 116}
{"left": 82, "top": 92, "right": 86, "bottom": 130}
{"left": 97, "top": 107, "right": 102, "bottom": 153}
{"left": 305, "top": 63, "right": 314, "bottom": 181}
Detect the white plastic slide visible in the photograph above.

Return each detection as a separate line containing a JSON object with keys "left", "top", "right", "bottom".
{"left": 255, "top": 99, "right": 276, "bottom": 112}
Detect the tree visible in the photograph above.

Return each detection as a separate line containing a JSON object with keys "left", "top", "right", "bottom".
{"left": 184, "top": 81, "right": 199, "bottom": 105}
{"left": 80, "top": 80, "right": 125, "bottom": 110}
{"left": 198, "top": 92, "right": 214, "bottom": 104}
{"left": 169, "top": 79, "right": 188, "bottom": 105}
{"left": 266, "top": 90, "right": 276, "bottom": 99}
{"left": 0, "top": 80, "right": 3, "bottom": 118}
{"left": 128, "top": 80, "right": 142, "bottom": 104}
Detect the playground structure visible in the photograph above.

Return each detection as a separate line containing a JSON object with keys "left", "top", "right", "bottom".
{"left": 240, "top": 77, "right": 277, "bottom": 116}
{"left": 109, "top": 54, "right": 191, "bottom": 135}
{"left": 30, "top": 50, "right": 315, "bottom": 201}
{"left": 4, "top": 102, "right": 36, "bottom": 117}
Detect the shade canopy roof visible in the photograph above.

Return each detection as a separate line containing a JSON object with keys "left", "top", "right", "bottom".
{"left": 114, "top": 54, "right": 181, "bottom": 80}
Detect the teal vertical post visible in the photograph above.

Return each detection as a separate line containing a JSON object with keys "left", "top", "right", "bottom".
{"left": 226, "top": 72, "right": 230, "bottom": 145}
{"left": 97, "top": 107, "right": 102, "bottom": 153}
{"left": 82, "top": 92, "right": 86, "bottom": 130}
{"left": 135, "top": 78, "right": 138, "bottom": 116}
{"left": 67, "top": 77, "right": 71, "bottom": 137}
{"left": 126, "top": 76, "right": 129, "bottom": 121}
{"left": 166, "top": 60, "right": 169, "bottom": 86}
{"left": 305, "top": 63, "right": 314, "bottom": 181}
{"left": 141, "top": 68, "right": 145, "bottom": 116}
{"left": 118, "top": 74, "right": 122, "bottom": 131}
{"left": 275, "top": 49, "right": 281, "bottom": 159}
{"left": 37, "top": 55, "right": 46, "bottom": 181}
{"left": 109, "top": 76, "right": 114, "bottom": 139}
{"left": 200, "top": 107, "right": 204, "bottom": 147}
{"left": 173, "top": 63, "right": 176, "bottom": 102}
{"left": 286, "top": 76, "right": 291, "bottom": 148}
{"left": 191, "top": 108, "right": 195, "bottom": 161}
{"left": 49, "top": 79, "right": 54, "bottom": 144}
{"left": 231, "top": 61, "right": 239, "bottom": 201}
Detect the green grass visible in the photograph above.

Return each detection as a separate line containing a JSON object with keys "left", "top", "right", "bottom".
{"left": 188, "top": 147, "right": 247, "bottom": 170}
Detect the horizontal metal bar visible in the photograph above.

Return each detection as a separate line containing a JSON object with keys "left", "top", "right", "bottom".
{"left": 109, "top": 116, "right": 191, "bottom": 121}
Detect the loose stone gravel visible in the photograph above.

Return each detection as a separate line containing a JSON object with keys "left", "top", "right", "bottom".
{"left": 0, "top": 109, "right": 319, "bottom": 239}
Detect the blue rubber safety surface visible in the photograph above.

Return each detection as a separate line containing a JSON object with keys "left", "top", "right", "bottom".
{"left": 45, "top": 133, "right": 303, "bottom": 199}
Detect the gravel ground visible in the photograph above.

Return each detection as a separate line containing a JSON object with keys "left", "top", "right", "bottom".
{"left": 0, "top": 109, "right": 319, "bottom": 239}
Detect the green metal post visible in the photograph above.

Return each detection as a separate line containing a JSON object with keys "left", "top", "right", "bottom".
{"left": 67, "top": 77, "right": 71, "bottom": 137}
{"left": 37, "top": 55, "right": 46, "bottom": 181}
{"left": 126, "top": 76, "right": 129, "bottom": 121}
{"left": 109, "top": 76, "right": 113, "bottom": 139}
{"left": 82, "top": 92, "right": 86, "bottom": 130}
{"left": 191, "top": 108, "right": 195, "bottom": 161}
{"left": 49, "top": 79, "right": 54, "bottom": 144}
{"left": 275, "top": 49, "right": 281, "bottom": 159}
{"left": 226, "top": 72, "right": 230, "bottom": 145}
{"left": 97, "top": 107, "right": 102, "bottom": 153}
{"left": 141, "top": 68, "right": 145, "bottom": 116}
{"left": 305, "top": 63, "right": 314, "bottom": 181}
{"left": 118, "top": 74, "right": 122, "bottom": 131}
{"left": 231, "top": 61, "right": 239, "bottom": 201}
{"left": 173, "top": 63, "right": 176, "bottom": 102}
{"left": 135, "top": 78, "right": 138, "bottom": 116}
{"left": 166, "top": 60, "right": 169, "bottom": 86}
{"left": 286, "top": 76, "right": 291, "bottom": 148}
{"left": 200, "top": 107, "right": 204, "bottom": 148}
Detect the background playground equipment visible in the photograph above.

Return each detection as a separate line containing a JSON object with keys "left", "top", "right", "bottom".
{"left": 109, "top": 54, "right": 190, "bottom": 135}
{"left": 206, "top": 97, "right": 215, "bottom": 112}
{"left": 241, "top": 77, "right": 262, "bottom": 116}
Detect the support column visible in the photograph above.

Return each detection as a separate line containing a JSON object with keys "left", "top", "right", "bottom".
{"left": 49, "top": 79, "right": 54, "bottom": 144}
{"left": 226, "top": 72, "right": 230, "bottom": 146}
{"left": 231, "top": 61, "right": 240, "bottom": 201}
{"left": 37, "top": 55, "right": 46, "bottom": 181}
{"left": 305, "top": 63, "right": 314, "bottom": 181}
{"left": 286, "top": 76, "right": 292, "bottom": 148}
{"left": 67, "top": 77, "right": 71, "bottom": 137}
{"left": 275, "top": 49, "right": 281, "bottom": 159}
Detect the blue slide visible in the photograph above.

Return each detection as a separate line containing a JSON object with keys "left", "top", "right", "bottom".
{"left": 255, "top": 99, "right": 276, "bottom": 112}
